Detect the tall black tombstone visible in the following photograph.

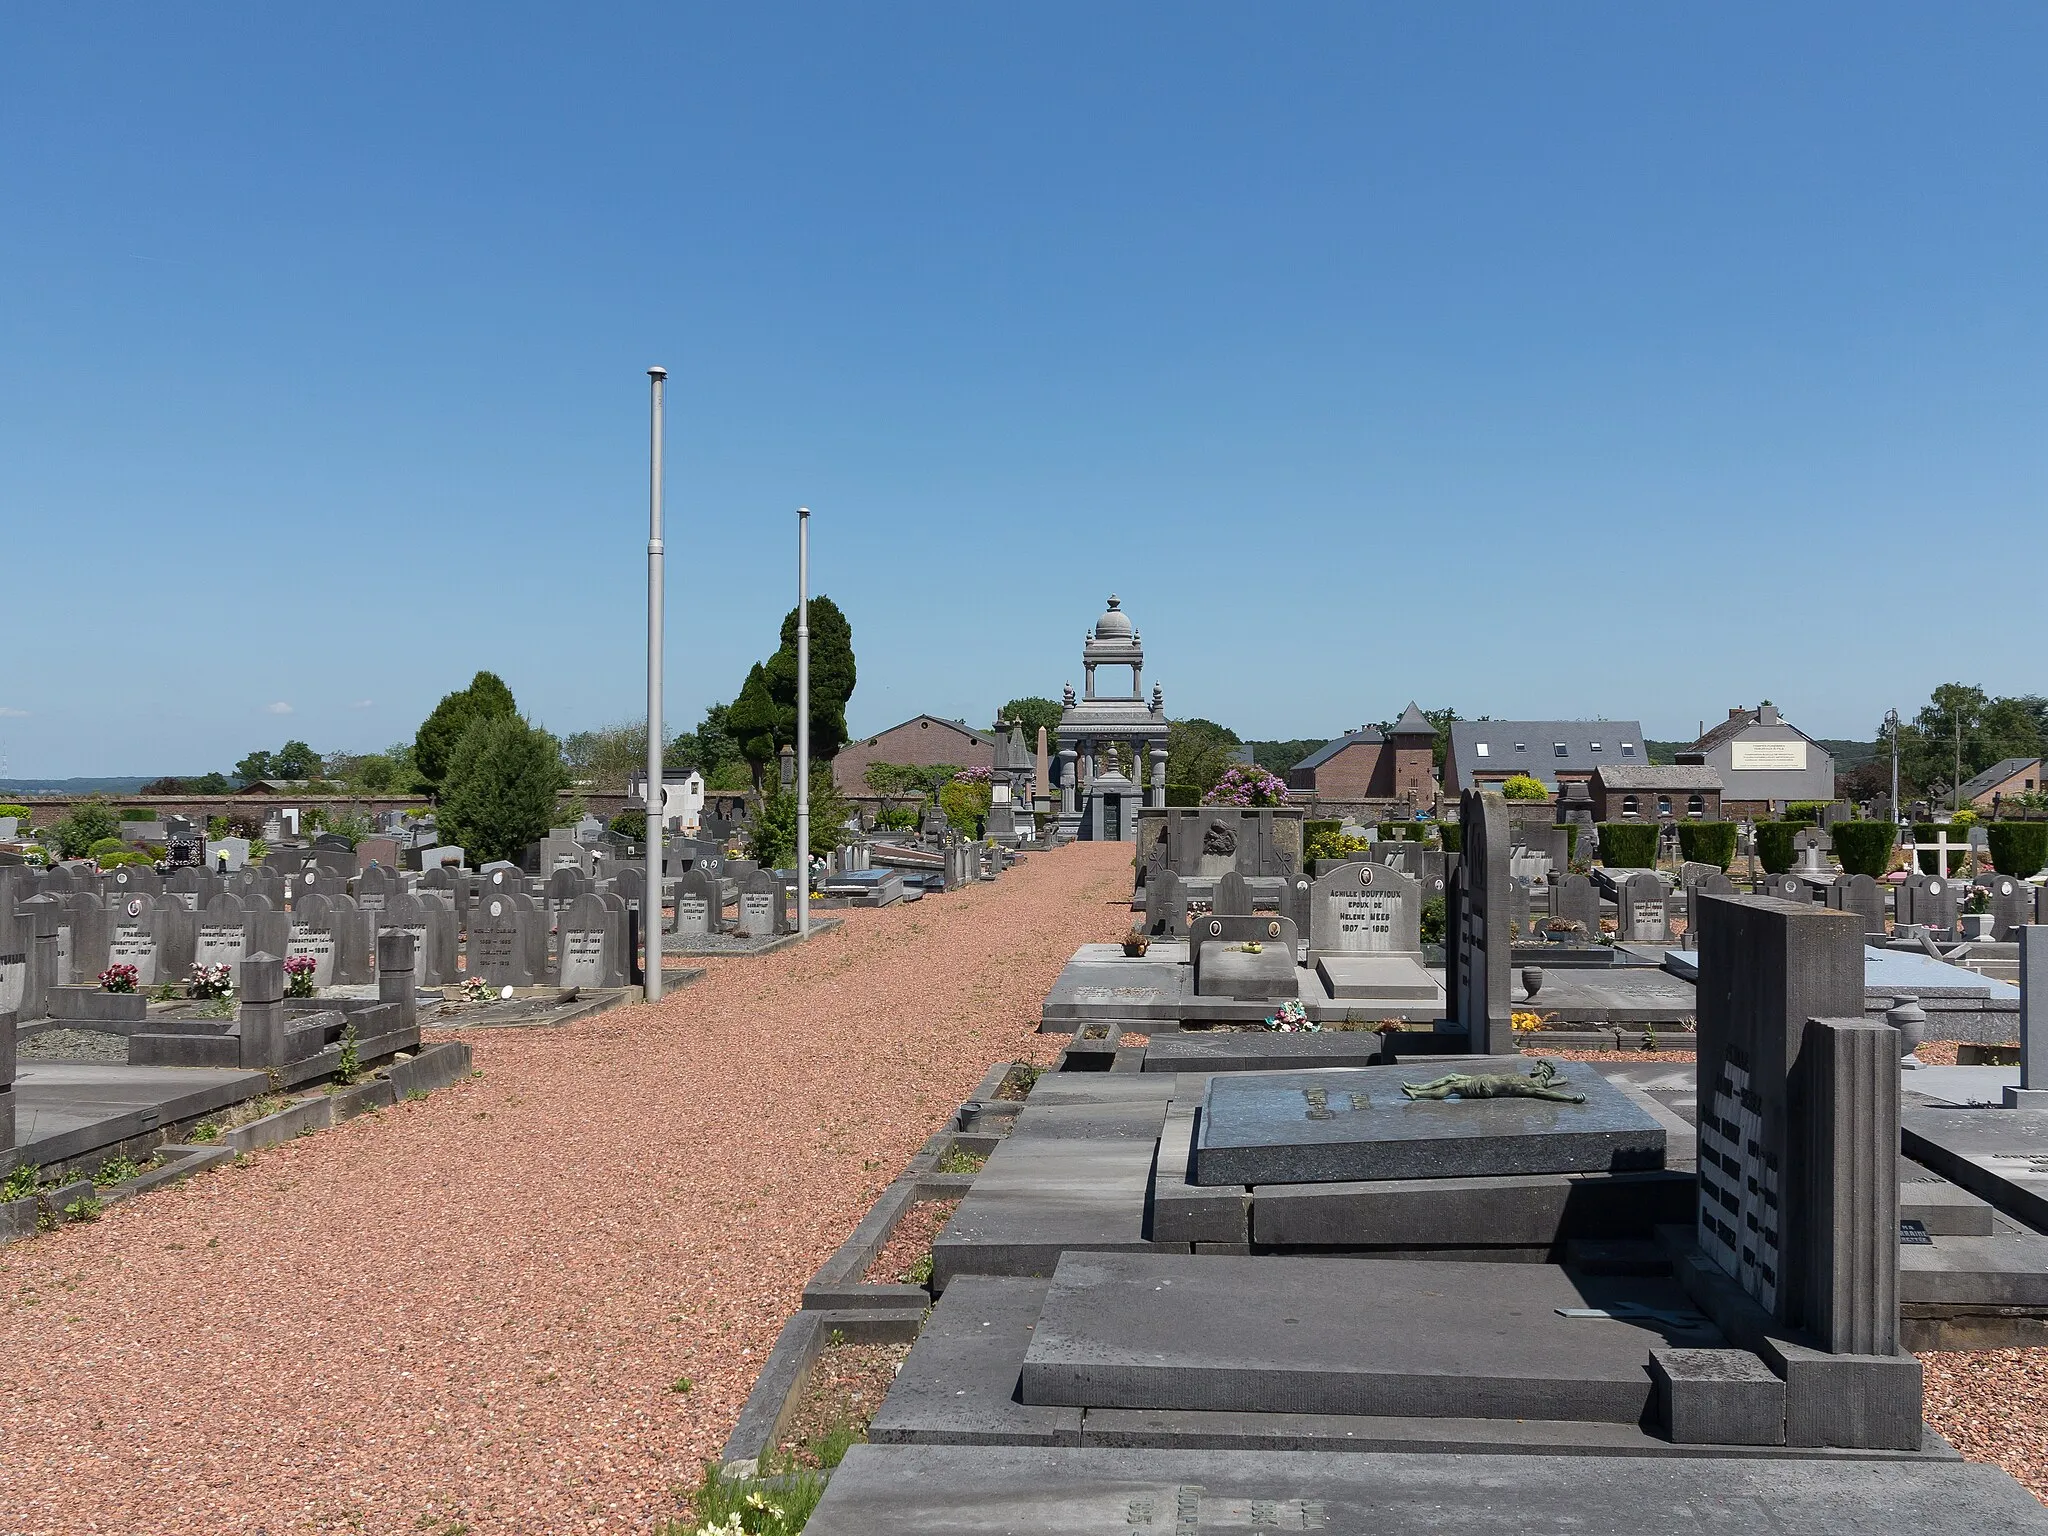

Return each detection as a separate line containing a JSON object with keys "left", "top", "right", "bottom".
{"left": 1453, "top": 789, "right": 1513, "bottom": 1054}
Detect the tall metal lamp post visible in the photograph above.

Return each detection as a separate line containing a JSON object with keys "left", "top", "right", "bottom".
{"left": 645, "top": 366, "right": 667, "bottom": 1002}
{"left": 1886, "top": 708, "right": 1900, "bottom": 830}
{"left": 796, "top": 507, "right": 811, "bottom": 939}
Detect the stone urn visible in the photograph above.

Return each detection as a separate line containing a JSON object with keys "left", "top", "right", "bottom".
{"left": 1521, "top": 966, "right": 1545, "bottom": 1000}
{"left": 1886, "top": 996, "right": 1927, "bottom": 1068}
{"left": 1121, "top": 930, "right": 1152, "bottom": 958}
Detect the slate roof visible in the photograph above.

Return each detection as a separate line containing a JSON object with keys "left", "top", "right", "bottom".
{"left": 1387, "top": 701, "right": 1435, "bottom": 736}
{"left": 1447, "top": 720, "right": 1649, "bottom": 793}
{"left": 1689, "top": 707, "right": 1825, "bottom": 755}
{"left": 1291, "top": 728, "right": 1383, "bottom": 774}
{"left": 1959, "top": 757, "right": 2042, "bottom": 802}
{"left": 1591, "top": 764, "right": 1725, "bottom": 791}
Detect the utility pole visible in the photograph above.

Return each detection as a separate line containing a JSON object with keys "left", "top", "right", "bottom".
{"left": 645, "top": 367, "right": 667, "bottom": 1002}
{"left": 1886, "top": 708, "right": 1900, "bottom": 829}
{"left": 1954, "top": 706, "right": 1963, "bottom": 815}
{"left": 796, "top": 507, "right": 811, "bottom": 939}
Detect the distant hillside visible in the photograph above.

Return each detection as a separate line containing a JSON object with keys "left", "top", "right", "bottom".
{"left": 1246, "top": 739, "right": 1328, "bottom": 775}
{"left": 0, "top": 777, "right": 156, "bottom": 796}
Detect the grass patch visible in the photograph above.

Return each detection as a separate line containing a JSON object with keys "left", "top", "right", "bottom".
{"left": 994, "top": 1060, "right": 1044, "bottom": 1101}
{"left": 658, "top": 1463, "right": 823, "bottom": 1536}
{"left": 936, "top": 1144, "right": 985, "bottom": 1175}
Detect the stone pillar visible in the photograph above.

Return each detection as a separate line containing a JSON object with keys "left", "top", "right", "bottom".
{"left": 378, "top": 929, "right": 418, "bottom": 1034}
{"left": 0, "top": 1005, "right": 16, "bottom": 1158}
{"left": 238, "top": 952, "right": 286, "bottom": 1069}
{"left": 2007, "top": 925, "right": 2048, "bottom": 1110}
{"left": 1036, "top": 727, "right": 1050, "bottom": 799}
{"left": 1058, "top": 748, "right": 1078, "bottom": 816}
{"left": 1150, "top": 744, "right": 1169, "bottom": 808}
{"left": 1796, "top": 1017, "right": 1900, "bottom": 1358}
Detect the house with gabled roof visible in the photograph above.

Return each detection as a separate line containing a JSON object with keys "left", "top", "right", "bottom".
{"left": 1684, "top": 703, "right": 1834, "bottom": 816}
{"left": 1286, "top": 703, "right": 1436, "bottom": 804}
{"left": 1442, "top": 719, "right": 1650, "bottom": 798}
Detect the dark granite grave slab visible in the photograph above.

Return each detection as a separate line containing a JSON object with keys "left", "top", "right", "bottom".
{"left": 868, "top": 1277, "right": 1081, "bottom": 1447}
{"left": 1192, "top": 1056, "right": 1664, "bottom": 1187}
{"left": 1020, "top": 1252, "right": 1720, "bottom": 1423}
{"left": 1902, "top": 1107, "right": 2048, "bottom": 1231}
{"left": 806, "top": 1445, "right": 2046, "bottom": 1536}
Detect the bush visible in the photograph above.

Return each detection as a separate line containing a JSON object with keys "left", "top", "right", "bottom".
{"left": 1597, "top": 822, "right": 1660, "bottom": 868}
{"left": 1202, "top": 765, "right": 1288, "bottom": 807}
{"left": 1439, "top": 823, "right": 1463, "bottom": 854}
{"left": 1564, "top": 824, "right": 1579, "bottom": 863}
{"left": 939, "top": 777, "right": 992, "bottom": 838}
{"left": 437, "top": 714, "right": 568, "bottom": 864}
{"left": 1754, "top": 822, "right": 1799, "bottom": 874}
{"left": 1376, "top": 822, "right": 1431, "bottom": 842}
{"left": 50, "top": 799, "right": 121, "bottom": 859}
{"left": 1164, "top": 782, "right": 1201, "bottom": 807}
{"left": 1831, "top": 821, "right": 1899, "bottom": 878}
{"left": 1987, "top": 822, "right": 2048, "bottom": 878}
{"left": 0, "top": 803, "right": 33, "bottom": 821}
{"left": 1420, "top": 896, "right": 1446, "bottom": 946}
{"left": 1784, "top": 800, "right": 1835, "bottom": 822}
{"left": 119, "top": 807, "right": 157, "bottom": 821}
{"left": 87, "top": 836, "right": 128, "bottom": 859}
{"left": 1674, "top": 821, "right": 1738, "bottom": 871}
{"left": 1500, "top": 774, "right": 1550, "bottom": 801}
{"left": 608, "top": 810, "right": 646, "bottom": 841}
{"left": 875, "top": 805, "right": 919, "bottom": 831}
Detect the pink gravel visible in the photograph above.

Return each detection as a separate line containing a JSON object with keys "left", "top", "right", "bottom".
{"left": 0, "top": 842, "right": 1134, "bottom": 1535}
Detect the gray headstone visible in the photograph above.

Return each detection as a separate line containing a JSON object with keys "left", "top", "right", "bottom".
{"left": 468, "top": 893, "right": 536, "bottom": 988}
{"left": 1824, "top": 873, "right": 1888, "bottom": 939}
{"left": 1551, "top": 873, "right": 1598, "bottom": 940}
{"left": 1694, "top": 892, "right": 1893, "bottom": 1355}
{"left": 555, "top": 892, "right": 625, "bottom": 987}
{"left": 1212, "top": 869, "right": 1254, "bottom": 918}
{"left": 736, "top": 869, "right": 789, "bottom": 939}
{"left": 673, "top": 866, "right": 719, "bottom": 938}
{"left": 1615, "top": 872, "right": 1670, "bottom": 944}
{"left": 1308, "top": 862, "right": 1421, "bottom": 961}
{"left": 1145, "top": 867, "right": 1186, "bottom": 939}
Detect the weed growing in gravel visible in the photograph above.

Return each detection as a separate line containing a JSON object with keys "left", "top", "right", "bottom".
{"left": 663, "top": 1463, "right": 822, "bottom": 1536}
{"left": 2, "top": 1162, "right": 39, "bottom": 1201}
{"left": 937, "top": 1145, "right": 985, "bottom": 1174}
{"left": 906, "top": 1252, "right": 934, "bottom": 1285}
{"left": 189, "top": 1120, "right": 221, "bottom": 1144}
{"left": 671, "top": 1376, "right": 694, "bottom": 1395}
{"left": 334, "top": 1024, "right": 360, "bottom": 1085}
{"left": 62, "top": 1196, "right": 103, "bottom": 1223}
{"left": 996, "top": 1060, "right": 1044, "bottom": 1101}
{"left": 92, "top": 1154, "right": 161, "bottom": 1186}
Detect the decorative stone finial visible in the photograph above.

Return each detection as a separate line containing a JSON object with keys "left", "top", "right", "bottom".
{"left": 1063, "top": 681, "right": 1076, "bottom": 707}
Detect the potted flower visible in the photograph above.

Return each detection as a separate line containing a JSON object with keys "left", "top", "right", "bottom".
{"left": 98, "top": 963, "right": 139, "bottom": 994}
{"left": 283, "top": 955, "right": 318, "bottom": 999}
{"left": 1264, "top": 999, "right": 1318, "bottom": 1033}
{"left": 1121, "top": 925, "right": 1151, "bottom": 958}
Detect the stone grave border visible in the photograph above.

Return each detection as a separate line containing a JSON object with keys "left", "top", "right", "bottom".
{"left": 719, "top": 1060, "right": 1020, "bottom": 1475}
{"left": 0, "top": 1041, "right": 474, "bottom": 1247}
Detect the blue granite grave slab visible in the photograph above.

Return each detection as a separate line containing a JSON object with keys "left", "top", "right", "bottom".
{"left": 1192, "top": 1056, "right": 1664, "bottom": 1186}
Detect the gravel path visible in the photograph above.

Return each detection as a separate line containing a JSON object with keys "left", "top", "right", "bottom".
{"left": 0, "top": 842, "right": 1133, "bottom": 1536}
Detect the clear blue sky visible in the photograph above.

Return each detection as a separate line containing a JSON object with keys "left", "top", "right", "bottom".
{"left": 3, "top": 7, "right": 2043, "bottom": 777}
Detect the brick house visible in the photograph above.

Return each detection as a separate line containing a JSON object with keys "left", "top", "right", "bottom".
{"left": 831, "top": 714, "right": 995, "bottom": 795}
{"left": 1589, "top": 764, "right": 1724, "bottom": 823}
{"left": 1286, "top": 702, "right": 1437, "bottom": 803}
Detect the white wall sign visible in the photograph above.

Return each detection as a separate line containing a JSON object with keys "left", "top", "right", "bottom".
{"left": 1731, "top": 739, "right": 1807, "bottom": 772}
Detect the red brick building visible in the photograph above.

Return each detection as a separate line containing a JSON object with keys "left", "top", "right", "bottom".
{"left": 1286, "top": 702, "right": 1437, "bottom": 803}
{"left": 831, "top": 714, "right": 996, "bottom": 794}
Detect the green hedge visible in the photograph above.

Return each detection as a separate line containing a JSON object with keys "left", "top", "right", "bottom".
{"left": 1987, "top": 822, "right": 2048, "bottom": 878}
{"left": 1830, "top": 821, "right": 1897, "bottom": 878}
{"left": 1754, "top": 822, "right": 1799, "bottom": 874}
{"left": 1565, "top": 824, "right": 1580, "bottom": 864}
{"left": 1377, "top": 822, "right": 1430, "bottom": 842}
{"left": 1438, "top": 823, "right": 1462, "bottom": 853}
{"left": 1597, "top": 822, "right": 1660, "bottom": 868}
{"left": 1674, "top": 821, "right": 1738, "bottom": 871}
{"left": 1164, "top": 783, "right": 1201, "bottom": 807}
{"left": 119, "top": 807, "right": 158, "bottom": 821}
{"left": 1784, "top": 801, "right": 1835, "bottom": 822}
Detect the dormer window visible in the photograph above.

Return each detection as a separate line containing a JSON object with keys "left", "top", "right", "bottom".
{"left": 1621, "top": 742, "right": 1636, "bottom": 757}
{"left": 1554, "top": 744, "right": 1567, "bottom": 758}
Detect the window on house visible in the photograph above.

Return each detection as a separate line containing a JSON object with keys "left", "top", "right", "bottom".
{"left": 1554, "top": 744, "right": 1568, "bottom": 758}
{"left": 1688, "top": 793, "right": 1705, "bottom": 817}
{"left": 1622, "top": 742, "right": 1636, "bottom": 757}
{"left": 1475, "top": 742, "right": 1489, "bottom": 757}
{"left": 1657, "top": 796, "right": 1672, "bottom": 816}
{"left": 1514, "top": 742, "right": 1526, "bottom": 751}
{"left": 1590, "top": 742, "right": 1603, "bottom": 753}
{"left": 1621, "top": 795, "right": 1639, "bottom": 817}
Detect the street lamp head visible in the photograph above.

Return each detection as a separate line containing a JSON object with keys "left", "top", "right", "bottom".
{"left": 797, "top": 506, "right": 810, "bottom": 519}
{"left": 648, "top": 366, "right": 668, "bottom": 380}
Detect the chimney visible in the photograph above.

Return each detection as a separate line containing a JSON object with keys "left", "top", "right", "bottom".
{"left": 1759, "top": 704, "right": 1781, "bottom": 726}
{"left": 1728, "top": 707, "right": 1746, "bottom": 721}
